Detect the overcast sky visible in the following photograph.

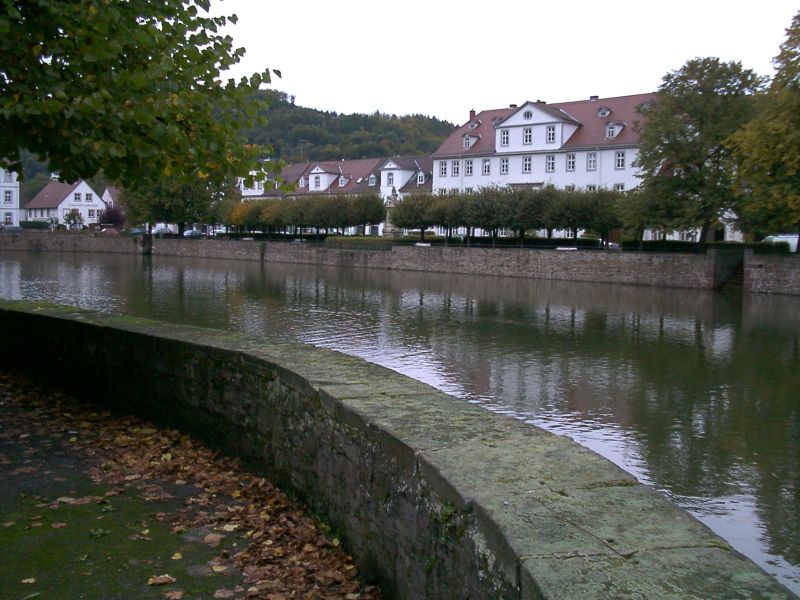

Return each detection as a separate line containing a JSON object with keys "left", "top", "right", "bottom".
{"left": 215, "top": 0, "right": 797, "bottom": 125}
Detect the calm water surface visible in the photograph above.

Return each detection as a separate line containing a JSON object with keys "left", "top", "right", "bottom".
{"left": 1, "top": 251, "right": 798, "bottom": 594}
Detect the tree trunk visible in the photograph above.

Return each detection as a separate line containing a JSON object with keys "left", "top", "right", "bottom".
{"left": 519, "top": 227, "right": 525, "bottom": 247}
{"left": 699, "top": 219, "right": 711, "bottom": 247}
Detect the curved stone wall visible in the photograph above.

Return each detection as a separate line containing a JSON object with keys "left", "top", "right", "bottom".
{"left": 0, "top": 300, "right": 792, "bottom": 599}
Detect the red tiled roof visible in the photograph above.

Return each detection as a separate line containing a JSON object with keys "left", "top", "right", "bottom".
{"left": 26, "top": 181, "right": 80, "bottom": 209}
{"left": 433, "top": 93, "right": 655, "bottom": 157}
{"left": 553, "top": 93, "right": 655, "bottom": 149}
{"left": 433, "top": 107, "right": 516, "bottom": 157}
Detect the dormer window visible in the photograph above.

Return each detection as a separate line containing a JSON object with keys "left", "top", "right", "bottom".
{"left": 597, "top": 106, "right": 612, "bottom": 118}
{"left": 387, "top": 172, "right": 394, "bottom": 186}
{"left": 464, "top": 137, "right": 471, "bottom": 149}
{"left": 368, "top": 174, "right": 375, "bottom": 186}
{"left": 338, "top": 176, "right": 346, "bottom": 187}
{"left": 313, "top": 175, "right": 320, "bottom": 189}
{"left": 606, "top": 124, "right": 617, "bottom": 139}
{"left": 468, "top": 121, "right": 478, "bottom": 130}
{"left": 417, "top": 173, "right": 425, "bottom": 184}
{"left": 299, "top": 177, "right": 306, "bottom": 188}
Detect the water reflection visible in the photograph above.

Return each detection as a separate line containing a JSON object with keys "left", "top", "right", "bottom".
{"left": 0, "top": 251, "right": 798, "bottom": 594}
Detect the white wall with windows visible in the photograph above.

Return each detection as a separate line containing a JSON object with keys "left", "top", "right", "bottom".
{"left": 0, "top": 168, "right": 21, "bottom": 226}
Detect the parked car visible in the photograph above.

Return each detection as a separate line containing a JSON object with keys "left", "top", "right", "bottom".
{"left": 129, "top": 227, "right": 146, "bottom": 235}
{"left": 183, "top": 229, "right": 204, "bottom": 239}
{"left": 152, "top": 226, "right": 172, "bottom": 236}
{"left": 763, "top": 234, "right": 798, "bottom": 252}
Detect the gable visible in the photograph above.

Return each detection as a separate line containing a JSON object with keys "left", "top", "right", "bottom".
{"left": 498, "top": 102, "right": 576, "bottom": 128}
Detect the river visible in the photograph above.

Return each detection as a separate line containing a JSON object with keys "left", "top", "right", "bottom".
{"left": 1, "top": 250, "right": 798, "bottom": 594}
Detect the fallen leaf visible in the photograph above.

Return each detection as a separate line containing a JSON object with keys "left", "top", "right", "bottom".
{"left": 164, "top": 591, "right": 184, "bottom": 599}
{"left": 204, "top": 533, "right": 223, "bottom": 547}
{"left": 124, "top": 474, "right": 141, "bottom": 481}
{"left": 171, "top": 552, "right": 183, "bottom": 560}
{"left": 147, "top": 574, "right": 176, "bottom": 586}
{"left": 214, "top": 590, "right": 234, "bottom": 599}
{"left": 21, "top": 577, "right": 36, "bottom": 584}
{"left": 211, "top": 565, "right": 227, "bottom": 573}
{"left": 51, "top": 522, "right": 67, "bottom": 529}
{"left": 221, "top": 524, "right": 238, "bottom": 532}
{"left": 1, "top": 521, "right": 14, "bottom": 528}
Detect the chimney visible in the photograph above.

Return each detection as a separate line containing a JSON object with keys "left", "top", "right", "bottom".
{"left": 469, "top": 109, "right": 475, "bottom": 120}
{"left": 509, "top": 104, "right": 517, "bottom": 108}
{"left": 589, "top": 95, "right": 599, "bottom": 101}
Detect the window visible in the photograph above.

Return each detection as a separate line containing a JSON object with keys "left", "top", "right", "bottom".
{"left": 615, "top": 151, "right": 626, "bottom": 169}
{"left": 545, "top": 155, "right": 555, "bottom": 172}
{"left": 482, "top": 159, "right": 491, "bottom": 175}
{"left": 368, "top": 174, "right": 376, "bottom": 186}
{"left": 463, "top": 137, "right": 471, "bottom": 149}
{"left": 339, "top": 176, "right": 347, "bottom": 187}
{"left": 440, "top": 161, "right": 447, "bottom": 177}
{"left": 465, "top": 159, "right": 473, "bottom": 176}
{"left": 565, "top": 184, "right": 576, "bottom": 192}
{"left": 86, "top": 193, "right": 93, "bottom": 203}
{"left": 256, "top": 181, "right": 263, "bottom": 190}
{"left": 88, "top": 209, "right": 95, "bottom": 218}
{"left": 299, "top": 177, "right": 306, "bottom": 188}
{"left": 566, "top": 153, "right": 575, "bottom": 172}
{"left": 3, "top": 212, "right": 11, "bottom": 224}
{"left": 500, "top": 158, "right": 509, "bottom": 174}
{"left": 614, "top": 183, "right": 625, "bottom": 192}
{"left": 523, "top": 110, "right": 533, "bottom": 119}
{"left": 3, "top": 171, "right": 11, "bottom": 183}
{"left": 74, "top": 192, "right": 81, "bottom": 202}
{"left": 586, "top": 152, "right": 597, "bottom": 171}
{"left": 313, "top": 175, "right": 320, "bottom": 189}
{"left": 546, "top": 125, "right": 556, "bottom": 143}
{"left": 522, "top": 156, "right": 532, "bottom": 174}
{"left": 500, "top": 129, "right": 509, "bottom": 146}
{"left": 606, "top": 124, "right": 616, "bottom": 139}
{"left": 587, "top": 185, "right": 598, "bottom": 192}
{"left": 387, "top": 172, "right": 394, "bottom": 186}
{"left": 465, "top": 187, "right": 474, "bottom": 194}
{"left": 417, "top": 173, "right": 425, "bottom": 184}
{"left": 3, "top": 191, "right": 11, "bottom": 204}
{"left": 523, "top": 128, "right": 532, "bottom": 145}
{"left": 451, "top": 161, "right": 460, "bottom": 176}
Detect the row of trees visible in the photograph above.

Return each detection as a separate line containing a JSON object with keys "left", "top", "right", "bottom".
{"left": 390, "top": 187, "right": 646, "bottom": 244}
{"left": 215, "top": 193, "right": 385, "bottom": 235}
{"left": 636, "top": 13, "right": 800, "bottom": 248}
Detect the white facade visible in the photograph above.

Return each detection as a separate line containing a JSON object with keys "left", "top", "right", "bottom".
{"left": 27, "top": 181, "right": 107, "bottom": 226}
{"left": 0, "top": 168, "right": 21, "bottom": 226}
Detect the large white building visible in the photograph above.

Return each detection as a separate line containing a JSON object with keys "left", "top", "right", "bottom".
{"left": 432, "top": 93, "right": 654, "bottom": 195}
{"left": 0, "top": 167, "right": 21, "bottom": 226}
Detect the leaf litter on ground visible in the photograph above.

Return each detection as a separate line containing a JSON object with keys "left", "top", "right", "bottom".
{"left": 0, "top": 371, "right": 381, "bottom": 599}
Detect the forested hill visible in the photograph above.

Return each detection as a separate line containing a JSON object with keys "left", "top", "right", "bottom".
{"left": 245, "top": 91, "right": 456, "bottom": 162}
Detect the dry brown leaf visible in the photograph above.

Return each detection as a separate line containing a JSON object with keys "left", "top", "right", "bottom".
{"left": 147, "top": 574, "right": 176, "bottom": 586}
{"left": 204, "top": 533, "right": 224, "bottom": 547}
{"left": 51, "top": 522, "right": 67, "bottom": 529}
{"left": 21, "top": 577, "right": 36, "bottom": 584}
{"left": 213, "top": 590, "right": 234, "bottom": 599}
{"left": 164, "top": 592, "right": 184, "bottom": 600}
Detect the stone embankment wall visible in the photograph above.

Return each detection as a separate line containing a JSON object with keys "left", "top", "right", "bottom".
{"left": 744, "top": 249, "right": 800, "bottom": 295}
{"left": 0, "top": 300, "right": 792, "bottom": 599}
{"left": 0, "top": 231, "right": 746, "bottom": 290}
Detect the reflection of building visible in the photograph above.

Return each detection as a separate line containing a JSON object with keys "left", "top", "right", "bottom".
{"left": 0, "top": 167, "right": 21, "bottom": 226}
{"left": 26, "top": 180, "right": 107, "bottom": 227}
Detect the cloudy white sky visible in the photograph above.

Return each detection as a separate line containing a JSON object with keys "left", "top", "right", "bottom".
{"left": 215, "top": 0, "right": 797, "bottom": 125}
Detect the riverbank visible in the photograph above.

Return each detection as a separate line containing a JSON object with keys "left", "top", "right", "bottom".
{"left": 0, "top": 370, "right": 380, "bottom": 600}
{"left": 3, "top": 230, "right": 792, "bottom": 292}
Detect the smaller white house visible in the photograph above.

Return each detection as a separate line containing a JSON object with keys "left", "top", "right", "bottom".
{"left": 26, "top": 180, "right": 107, "bottom": 227}
{"left": 0, "top": 167, "right": 21, "bottom": 226}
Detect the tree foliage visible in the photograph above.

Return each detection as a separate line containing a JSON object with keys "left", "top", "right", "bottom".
{"left": 0, "top": 0, "right": 277, "bottom": 185}
{"left": 246, "top": 91, "right": 454, "bottom": 161}
{"left": 729, "top": 11, "right": 800, "bottom": 245}
{"left": 636, "top": 57, "right": 763, "bottom": 241}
